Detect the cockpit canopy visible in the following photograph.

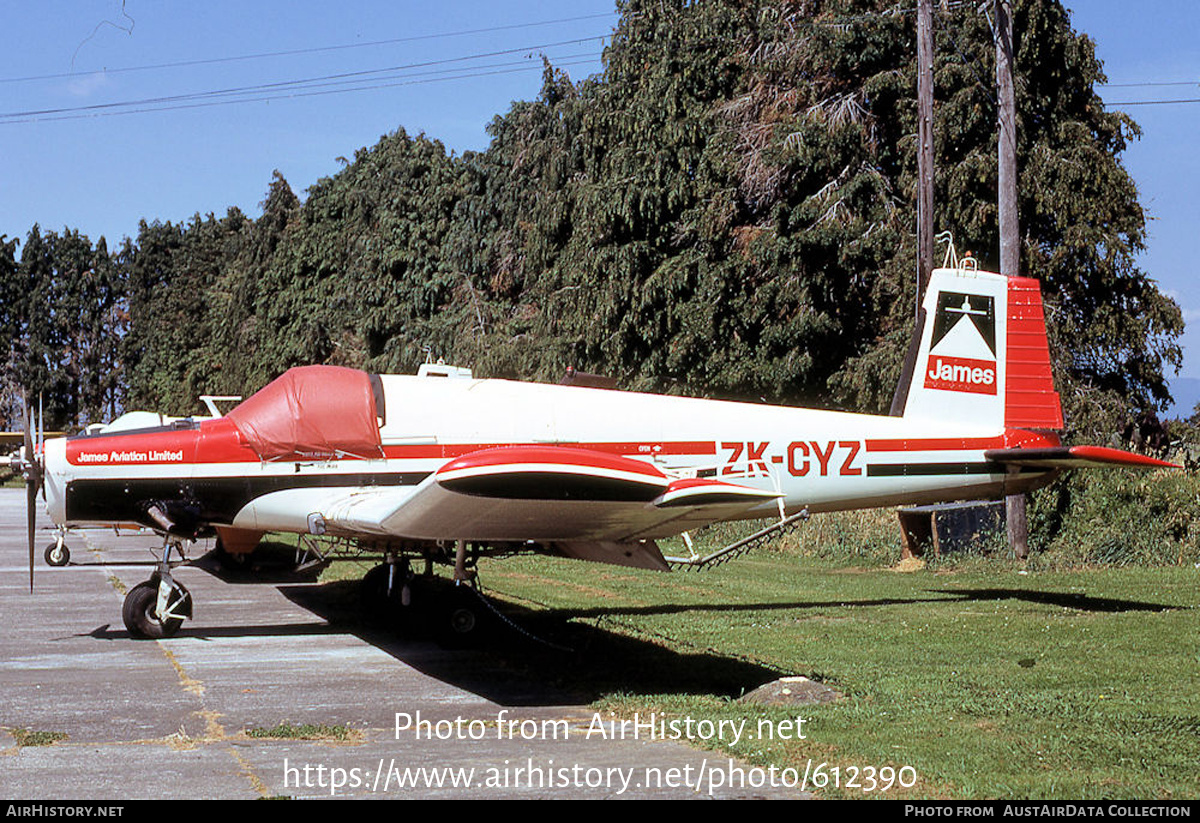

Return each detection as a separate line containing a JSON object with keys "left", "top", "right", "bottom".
{"left": 226, "top": 365, "right": 385, "bottom": 461}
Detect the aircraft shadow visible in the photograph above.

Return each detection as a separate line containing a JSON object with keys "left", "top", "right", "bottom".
{"left": 188, "top": 547, "right": 325, "bottom": 584}
{"left": 931, "top": 587, "right": 1179, "bottom": 613}
{"left": 79, "top": 574, "right": 781, "bottom": 705}
{"left": 275, "top": 579, "right": 786, "bottom": 706}
{"left": 84, "top": 621, "right": 352, "bottom": 641}
{"left": 83, "top": 578, "right": 1177, "bottom": 707}
{"left": 270, "top": 578, "right": 1175, "bottom": 705}
{"left": 537, "top": 588, "right": 1179, "bottom": 621}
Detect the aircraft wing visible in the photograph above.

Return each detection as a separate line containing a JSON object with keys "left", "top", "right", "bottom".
{"left": 316, "top": 446, "right": 780, "bottom": 569}
{"left": 984, "top": 445, "right": 1179, "bottom": 470}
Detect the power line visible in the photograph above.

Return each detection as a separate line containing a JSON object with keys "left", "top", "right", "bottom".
{"left": 1107, "top": 98, "right": 1200, "bottom": 107}
{"left": 1100, "top": 81, "right": 1200, "bottom": 89}
{"left": 0, "top": 37, "right": 608, "bottom": 122}
{"left": 0, "top": 57, "right": 603, "bottom": 126}
{"left": 0, "top": 12, "right": 618, "bottom": 85}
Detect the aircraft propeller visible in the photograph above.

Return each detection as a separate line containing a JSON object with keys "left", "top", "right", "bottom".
{"left": 20, "top": 395, "right": 44, "bottom": 594}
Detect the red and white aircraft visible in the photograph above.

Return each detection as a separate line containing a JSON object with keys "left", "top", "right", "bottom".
{"left": 14, "top": 264, "right": 1174, "bottom": 640}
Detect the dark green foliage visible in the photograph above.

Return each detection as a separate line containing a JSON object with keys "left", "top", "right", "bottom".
{"left": 251, "top": 132, "right": 467, "bottom": 382}
{"left": 1, "top": 226, "right": 126, "bottom": 428}
{"left": 928, "top": 0, "right": 1182, "bottom": 433}
{"left": 1029, "top": 468, "right": 1199, "bottom": 567}
{"left": 123, "top": 212, "right": 251, "bottom": 413}
{"left": 0, "top": 234, "right": 24, "bottom": 426}
{"left": 439, "top": 0, "right": 1178, "bottom": 420}
{"left": 202, "top": 173, "right": 298, "bottom": 396}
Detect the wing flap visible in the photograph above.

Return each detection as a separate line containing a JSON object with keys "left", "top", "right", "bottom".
{"left": 550, "top": 540, "right": 671, "bottom": 571}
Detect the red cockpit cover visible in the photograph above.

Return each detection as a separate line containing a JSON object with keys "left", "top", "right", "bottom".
{"left": 226, "top": 366, "right": 383, "bottom": 460}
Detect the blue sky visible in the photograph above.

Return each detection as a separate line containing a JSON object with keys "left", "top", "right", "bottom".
{"left": 2, "top": 2, "right": 1197, "bottom": 396}
{"left": 0, "top": 1, "right": 617, "bottom": 242}
{"left": 1069, "top": 1, "right": 1200, "bottom": 408}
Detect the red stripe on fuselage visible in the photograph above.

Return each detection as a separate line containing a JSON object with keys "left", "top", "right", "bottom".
{"left": 866, "top": 429, "right": 1060, "bottom": 453}
{"left": 865, "top": 436, "right": 1005, "bottom": 453}
{"left": 68, "top": 428, "right": 200, "bottom": 466}
{"left": 72, "top": 424, "right": 1067, "bottom": 467}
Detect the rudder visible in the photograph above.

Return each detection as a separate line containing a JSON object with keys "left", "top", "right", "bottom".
{"left": 1003, "top": 276, "right": 1063, "bottom": 430}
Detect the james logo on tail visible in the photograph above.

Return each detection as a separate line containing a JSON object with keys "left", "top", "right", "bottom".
{"left": 925, "top": 292, "right": 997, "bottom": 395}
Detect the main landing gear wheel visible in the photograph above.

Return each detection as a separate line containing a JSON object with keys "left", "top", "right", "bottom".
{"left": 362, "top": 560, "right": 413, "bottom": 630}
{"left": 44, "top": 542, "right": 69, "bottom": 567}
{"left": 438, "top": 585, "right": 491, "bottom": 648}
{"left": 122, "top": 576, "right": 191, "bottom": 639}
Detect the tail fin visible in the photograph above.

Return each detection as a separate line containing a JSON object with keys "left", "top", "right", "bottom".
{"left": 893, "top": 267, "right": 1063, "bottom": 430}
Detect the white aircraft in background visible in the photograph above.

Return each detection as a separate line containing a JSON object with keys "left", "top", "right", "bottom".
{"left": 12, "top": 263, "right": 1174, "bottom": 641}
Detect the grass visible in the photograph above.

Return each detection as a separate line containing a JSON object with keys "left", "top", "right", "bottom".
{"left": 9, "top": 728, "right": 68, "bottom": 747}
{"left": 245, "top": 722, "right": 354, "bottom": 741}
{"left": 477, "top": 526, "right": 1200, "bottom": 800}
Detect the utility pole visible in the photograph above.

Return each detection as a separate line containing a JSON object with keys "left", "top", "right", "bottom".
{"left": 916, "top": 0, "right": 935, "bottom": 309}
{"left": 995, "top": 0, "right": 1027, "bottom": 559}
{"left": 996, "top": 0, "right": 1019, "bottom": 275}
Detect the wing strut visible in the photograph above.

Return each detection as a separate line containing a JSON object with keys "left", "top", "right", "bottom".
{"left": 664, "top": 509, "right": 809, "bottom": 570}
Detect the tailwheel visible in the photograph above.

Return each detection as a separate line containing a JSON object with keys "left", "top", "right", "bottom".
{"left": 122, "top": 575, "right": 192, "bottom": 639}
{"left": 44, "top": 541, "right": 70, "bottom": 567}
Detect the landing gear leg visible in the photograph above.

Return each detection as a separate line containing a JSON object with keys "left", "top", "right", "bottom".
{"left": 440, "top": 541, "right": 488, "bottom": 647}
{"left": 453, "top": 539, "right": 470, "bottom": 583}
{"left": 122, "top": 539, "right": 192, "bottom": 639}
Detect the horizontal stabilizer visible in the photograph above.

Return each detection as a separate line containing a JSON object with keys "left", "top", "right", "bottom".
{"left": 984, "top": 445, "right": 1179, "bottom": 470}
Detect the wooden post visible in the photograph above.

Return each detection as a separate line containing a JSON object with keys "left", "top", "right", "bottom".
{"left": 995, "top": 0, "right": 1028, "bottom": 559}
{"left": 917, "top": 0, "right": 935, "bottom": 310}
{"left": 996, "top": 0, "right": 1019, "bottom": 276}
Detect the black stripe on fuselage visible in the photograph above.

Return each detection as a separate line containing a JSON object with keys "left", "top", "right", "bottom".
{"left": 866, "top": 462, "right": 1044, "bottom": 477}
{"left": 65, "top": 471, "right": 429, "bottom": 530}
